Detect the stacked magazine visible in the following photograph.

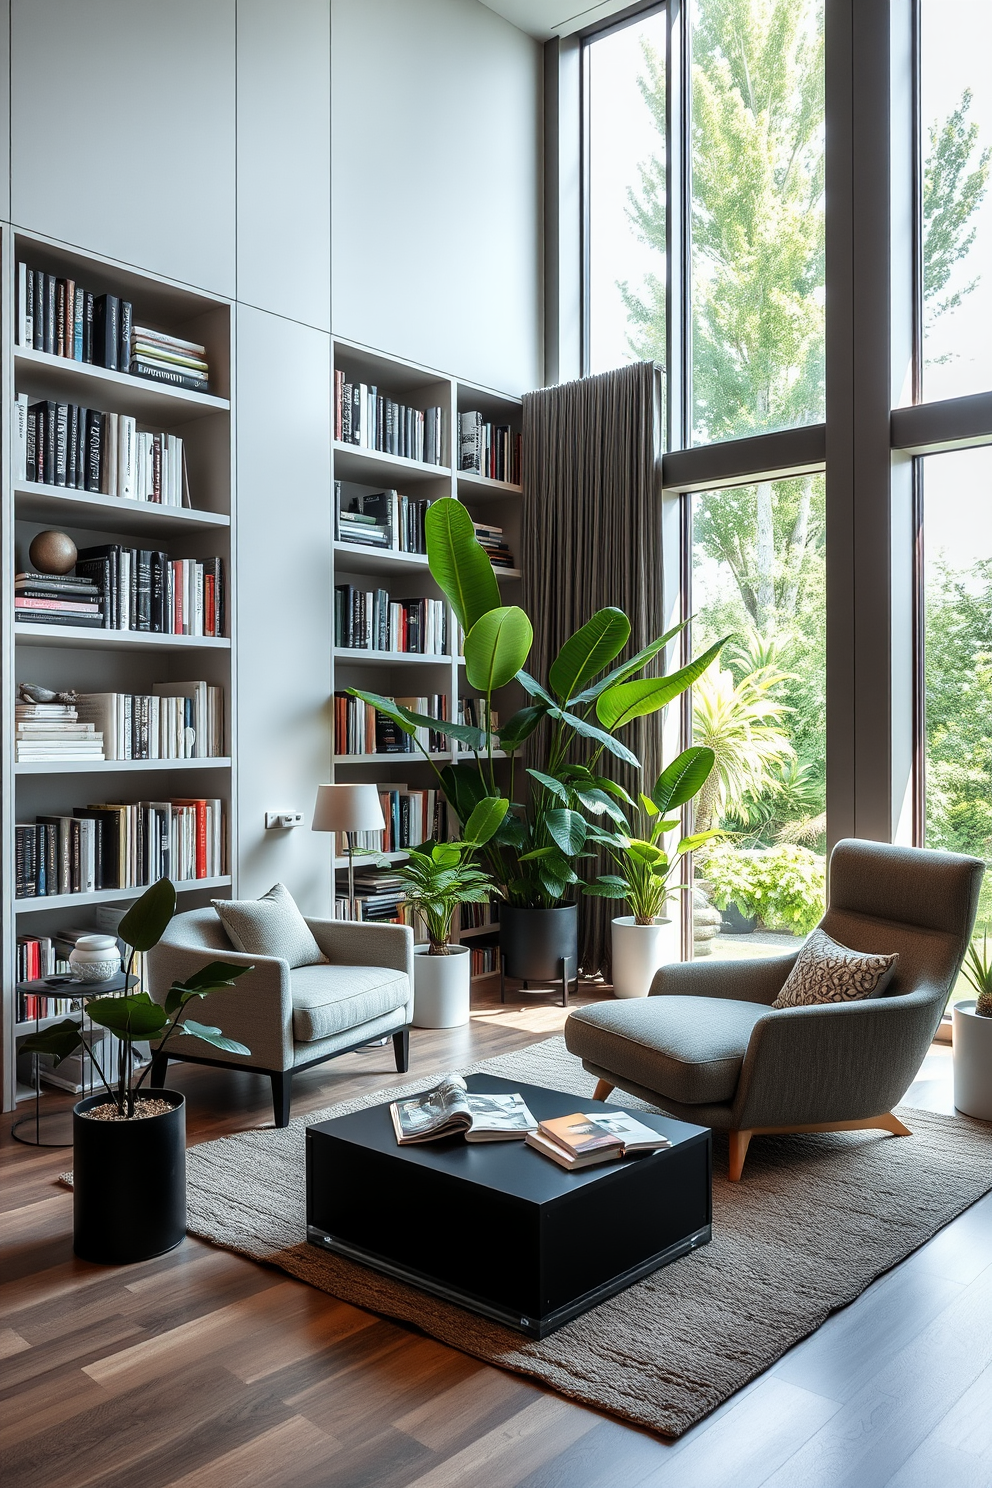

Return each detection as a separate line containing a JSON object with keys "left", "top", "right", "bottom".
{"left": 526, "top": 1111, "right": 672, "bottom": 1170}
{"left": 390, "top": 1076, "right": 537, "bottom": 1144}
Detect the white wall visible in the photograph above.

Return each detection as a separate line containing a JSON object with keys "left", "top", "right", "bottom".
{"left": 331, "top": 0, "right": 543, "bottom": 396}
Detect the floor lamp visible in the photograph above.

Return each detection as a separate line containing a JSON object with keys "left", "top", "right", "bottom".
{"left": 312, "top": 783, "right": 386, "bottom": 919}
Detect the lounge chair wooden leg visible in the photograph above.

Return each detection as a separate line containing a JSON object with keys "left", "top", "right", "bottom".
{"left": 728, "top": 1129, "right": 752, "bottom": 1181}
{"left": 876, "top": 1111, "right": 912, "bottom": 1137}
{"left": 593, "top": 1079, "right": 614, "bottom": 1103}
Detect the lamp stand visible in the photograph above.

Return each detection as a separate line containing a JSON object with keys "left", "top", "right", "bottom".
{"left": 346, "top": 831, "right": 356, "bottom": 920}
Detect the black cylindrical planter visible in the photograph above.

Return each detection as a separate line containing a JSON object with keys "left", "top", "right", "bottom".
{"left": 500, "top": 903, "right": 578, "bottom": 983}
{"left": 73, "top": 1089, "right": 186, "bottom": 1264}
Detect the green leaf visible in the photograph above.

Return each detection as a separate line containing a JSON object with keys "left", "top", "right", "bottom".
{"left": 345, "top": 688, "right": 417, "bottom": 737}
{"left": 543, "top": 808, "right": 587, "bottom": 856}
{"left": 573, "top": 786, "right": 628, "bottom": 823}
{"left": 677, "top": 831, "right": 723, "bottom": 854}
{"left": 165, "top": 961, "right": 254, "bottom": 1012}
{"left": 87, "top": 992, "right": 168, "bottom": 1039}
{"left": 21, "top": 1017, "right": 84, "bottom": 1066}
{"left": 519, "top": 845, "right": 559, "bottom": 861}
{"left": 568, "top": 622, "right": 689, "bottom": 704}
{"left": 180, "top": 1019, "right": 251, "bottom": 1056}
{"left": 639, "top": 793, "right": 661, "bottom": 817}
{"left": 438, "top": 763, "right": 491, "bottom": 827}
{"left": 595, "top": 638, "right": 729, "bottom": 730}
{"left": 497, "top": 704, "right": 547, "bottom": 751}
{"left": 464, "top": 606, "right": 533, "bottom": 692}
{"left": 425, "top": 497, "right": 500, "bottom": 631}
{"left": 652, "top": 746, "right": 716, "bottom": 814}
{"left": 547, "top": 707, "right": 641, "bottom": 767}
{"left": 462, "top": 796, "right": 509, "bottom": 846}
{"left": 516, "top": 670, "right": 556, "bottom": 707}
{"left": 549, "top": 608, "right": 631, "bottom": 702}
{"left": 117, "top": 876, "right": 177, "bottom": 953}
{"left": 526, "top": 769, "right": 568, "bottom": 801}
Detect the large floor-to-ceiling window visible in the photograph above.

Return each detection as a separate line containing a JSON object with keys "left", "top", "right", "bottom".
{"left": 576, "top": 0, "right": 992, "bottom": 987}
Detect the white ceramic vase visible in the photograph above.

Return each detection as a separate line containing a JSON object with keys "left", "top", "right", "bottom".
{"left": 952, "top": 999, "right": 992, "bottom": 1120}
{"left": 412, "top": 943, "right": 471, "bottom": 1028}
{"left": 69, "top": 933, "right": 122, "bottom": 983}
{"left": 611, "top": 916, "right": 679, "bottom": 999}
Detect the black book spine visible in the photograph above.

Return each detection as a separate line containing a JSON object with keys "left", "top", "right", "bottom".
{"left": 150, "top": 552, "right": 166, "bottom": 633}
{"left": 32, "top": 271, "right": 45, "bottom": 351}
{"left": 44, "top": 275, "right": 56, "bottom": 356}
{"left": 55, "top": 280, "right": 66, "bottom": 358}
{"left": 351, "top": 383, "right": 361, "bottom": 445}
{"left": 129, "top": 360, "right": 208, "bottom": 392}
{"left": 118, "top": 300, "right": 133, "bottom": 373}
{"left": 42, "top": 400, "right": 56, "bottom": 485}
{"left": 34, "top": 826, "right": 46, "bottom": 897}
{"left": 66, "top": 404, "right": 79, "bottom": 490}
{"left": 93, "top": 294, "right": 119, "bottom": 370}
{"left": 76, "top": 406, "right": 88, "bottom": 491}
{"left": 26, "top": 408, "right": 37, "bottom": 484}
{"left": 54, "top": 403, "right": 69, "bottom": 487}
{"left": 85, "top": 410, "right": 103, "bottom": 492}
{"left": 136, "top": 551, "right": 152, "bottom": 631}
{"left": 25, "top": 268, "right": 34, "bottom": 346}
{"left": 83, "top": 291, "right": 95, "bottom": 363}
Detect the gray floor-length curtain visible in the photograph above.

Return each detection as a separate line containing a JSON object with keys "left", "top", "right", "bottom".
{"left": 522, "top": 362, "right": 667, "bottom": 979}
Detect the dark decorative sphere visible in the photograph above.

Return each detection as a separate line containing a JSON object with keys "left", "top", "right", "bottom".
{"left": 29, "top": 530, "right": 77, "bottom": 575}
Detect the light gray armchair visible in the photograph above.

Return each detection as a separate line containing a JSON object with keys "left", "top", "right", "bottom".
{"left": 146, "top": 908, "right": 414, "bottom": 1127}
{"left": 565, "top": 840, "right": 983, "bottom": 1179}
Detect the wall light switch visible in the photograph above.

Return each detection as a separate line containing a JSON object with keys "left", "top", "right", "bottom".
{"left": 265, "top": 811, "right": 305, "bottom": 830}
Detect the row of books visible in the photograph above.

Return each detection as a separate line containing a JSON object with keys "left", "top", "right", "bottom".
{"left": 14, "top": 798, "right": 223, "bottom": 898}
{"left": 460, "top": 901, "right": 499, "bottom": 931}
{"left": 16, "top": 934, "right": 70, "bottom": 989}
{"left": 335, "top": 485, "right": 434, "bottom": 554}
{"left": 338, "top": 789, "right": 450, "bottom": 857}
{"left": 15, "top": 394, "right": 188, "bottom": 506}
{"left": 14, "top": 551, "right": 225, "bottom": 635}
{"left": 16, "top": 264, "right": 210, "bottom": 392}
{"left": 335, "top": 586, "right": 448, "bottom": 655}
{"left": 334, "top": 371, "right": 443, "bottom": 465}
{"left": 470, "top": 944, "right": 500, "bottom": 978}
{"left": 75, "top": 683, "right": 224, "bottom": 760}
{"left": 472, "top": 520, "right": 515, "bottom": 570}
{"left": 457, "top": 696, "right": 500, "bottom": 732}
{"left": 334, "top": 694, "right": 448, "bottom": 756}
{"left": 459, "top": 412, "right": 522, "bottom": 485}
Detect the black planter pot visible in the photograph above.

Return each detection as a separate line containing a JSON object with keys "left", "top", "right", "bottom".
{"left": 73, "top": 1089, "right": 186, "bottom": 1264}
{"left": 500, "top": 903, "right": 578, "bottom": 983}
{"left": 720, "top": 901, "right": 757, "bottom": 935}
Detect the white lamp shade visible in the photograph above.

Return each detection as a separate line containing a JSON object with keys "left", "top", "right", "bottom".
{"left": 312, "top": 783, "right": 385, "bottom": 834}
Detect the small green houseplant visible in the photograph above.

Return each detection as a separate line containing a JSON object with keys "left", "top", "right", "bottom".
{"left": 23, "top": 877, "right": 253, "bottom": 1265}
{"left": 952, "top": 924, "right": 992, "bottom": 1121}
{"left": 961, "top": 928, "right": 992, "bottom": 1017}
{"left": 397, "top": 797, "right": 505, "bottom": 1027}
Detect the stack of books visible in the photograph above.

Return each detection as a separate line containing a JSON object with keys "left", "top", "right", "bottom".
{"left": 17, "top": 394, "right": 187, "bottom": 505}
{"left": 74, "top": 682, "right": 223, "bottom": 760}
{"left": 336, "top": 486, "right": 434, "bottom": 554}
{"left": 15, "top": 699, "right": 105, "bottom": 763}
{"left": 15, "top": 797, "right": 224, "bottom": 898}
{"left": 15, "top": 572, "right": 103, "bottom": 630}
{"left": 335, "top": 585, "right": 447, "bottom": 654}
{"left": 130, "top": 326, "right": 210, "bottom": 393}
{"left": 73, "top": 546, "right": 224, "bottom": 636}
{"left": 526, "top": 1111, "right": 672, "bottom": 1170}
{"left": 333, "top": 694, "right": 449, "bottom": 756}
{"left": 337, "top": 868, "right": 410, "bottom": 924}
{"left": 459, "top": 412, "right": 522, "bottom": 484}
{"left": 472, "top": 520, "right": 515, "bottom": 570}
{"left": 334, "top": 371, "right": 444, "bottom": 465}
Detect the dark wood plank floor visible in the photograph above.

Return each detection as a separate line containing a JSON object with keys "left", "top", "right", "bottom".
{"left": 2, "top": 989, "right": 990, "bottom": 1488}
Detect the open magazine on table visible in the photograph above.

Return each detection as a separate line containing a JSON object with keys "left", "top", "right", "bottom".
{"left": 390, "top": 1075, "right": 538, "bottom": 1144}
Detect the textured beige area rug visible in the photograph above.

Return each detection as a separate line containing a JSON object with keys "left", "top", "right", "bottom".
{"left": 186, "top": 1036, "right": 992, "bottom": 1437}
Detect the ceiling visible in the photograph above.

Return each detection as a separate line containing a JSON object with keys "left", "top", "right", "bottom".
{"left": 478, "top": 0, "right": 640, "bottom": 42}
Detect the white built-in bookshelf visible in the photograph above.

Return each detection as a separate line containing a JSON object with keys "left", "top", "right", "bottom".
{"left": 1, "top": 229, "right": 235, "bottom": 1111}
{"left": 331, "top": 337, "right": 522, "bottom": 983}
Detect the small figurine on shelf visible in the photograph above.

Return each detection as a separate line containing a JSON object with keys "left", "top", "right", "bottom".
{"left": 28, "top": 529, "right": 77, "bottom": 574}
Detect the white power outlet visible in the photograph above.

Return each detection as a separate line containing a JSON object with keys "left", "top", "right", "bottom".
{"left": 265, "top": 811, "right": 304, "bottom": 830}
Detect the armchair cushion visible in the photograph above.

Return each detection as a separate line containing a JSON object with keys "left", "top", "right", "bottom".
{"left": 212, "top": 882, "right": 326, "bottom": 968}
{"left": 291, "top": 963, "right": 410, "bottom": 1043}
{"left": 565, "top": 995, "right": 771, "bottom": 1106}
{"left": 771, "top": 927, "right": 897, "bottom": 1009}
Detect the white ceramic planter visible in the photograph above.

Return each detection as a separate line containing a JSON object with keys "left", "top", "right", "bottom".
{"left": 412, "top": 943, "right": 471, "bottom": 1028}
{"left": 69, "top": 933, "right": 122, "bottom": 983}
{"left": 952, "top": 1000, "right": 992, "bottom": 1121}
{"left": 611, "top": 916, "right": 679, "bottom": 999}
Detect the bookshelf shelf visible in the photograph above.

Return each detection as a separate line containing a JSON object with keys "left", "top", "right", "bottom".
{"left": 15, "top": 482, "right": 229, "bottom": 536}
{"left": 458, "top": 923, "right": 499, "bottom": 940}
{"left": 334, "top": 752, "right": 453, "bottom": 765}
{"left": 15, "top": 625, "right": 231, "bottom": 651}
{"left": 333, "top": 442, "right": 450, "bottom": 487}
{"left": 332, "top": 541, "right": 430, "bottom": 576}
{"left": 456, "top": 470, "right": 523, "bottom": 497}
{"left": 14, "top": 756, "right": 232, "bottom": 776}
{"left": 333, "top": 648, "right": 450, "bottom": 666}
{"left": 3, "top": 234, "right": 236, "bottom": 1113}
{"left": 333, "top": 850, "right": 409, "bottom": 868}
{"left": 14, "top": 347, "right": 229, "bottom": 420}
{"left": 14, "top": 876, "right": 233, "bottom": 916}
{"left": 495, "top": 569, "right": 522, "bottom": 582}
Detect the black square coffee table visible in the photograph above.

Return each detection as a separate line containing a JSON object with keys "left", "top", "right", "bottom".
{"left": 306, "top": 1074, "right": 712, "bottom": 1337}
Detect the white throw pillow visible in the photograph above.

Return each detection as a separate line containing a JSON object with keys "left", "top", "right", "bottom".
{"left": 772, "top": 927, "right": 898, "bottom": 1009}
{"left": 212, "top": 882, "right": 326, "bottom": 968}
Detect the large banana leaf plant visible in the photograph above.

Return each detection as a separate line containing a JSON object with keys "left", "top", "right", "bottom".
{"left": 347, "top": 497, "right": 726, "bottom": 908}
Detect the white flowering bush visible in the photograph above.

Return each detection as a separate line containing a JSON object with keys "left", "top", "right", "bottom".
{"left": 697, "top": 844, "right": 826, "bottom": 936}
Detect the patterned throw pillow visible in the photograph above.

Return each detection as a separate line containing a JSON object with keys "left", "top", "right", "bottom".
{"left": 771, "top": 928, "right": 898, "bottom": 1009}
{"left": 212, "top": 882, "right": 326, "bottom": 969}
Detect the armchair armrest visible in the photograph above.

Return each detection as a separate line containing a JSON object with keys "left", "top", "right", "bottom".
{"left": 649, "top": 952, "right": 799, "bottom": 1005}
{"left": 731, "top": 990, "right": 940, "bottom": 1130}
{"left": 306, "top": 919, "right": 415, "bottom": 981}
{"left": 145, "top": 941, "right": 293, "bottom": 1071}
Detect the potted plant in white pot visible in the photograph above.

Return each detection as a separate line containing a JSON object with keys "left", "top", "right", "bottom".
{"left": 22, "top": 877, "right": 252, "bottom": 1265}
{"left": 952, "top": 927, "right": 992, "bottom": 1120}
{"left": 397, "top": 797, "right": 507, "bottom": 1028}
{"left": 585, "top": 747, "right": 719, "bottom": 998}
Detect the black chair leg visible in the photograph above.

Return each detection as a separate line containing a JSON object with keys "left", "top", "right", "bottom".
{"left": 149, "top": 1053, "right": 169, "bottom": 1088}
{"left": 271, "top": 1071, "right": 292, "bottom": 1128}
{"left": 393, "top": 1028, "right": 410, "bottom": 1074}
